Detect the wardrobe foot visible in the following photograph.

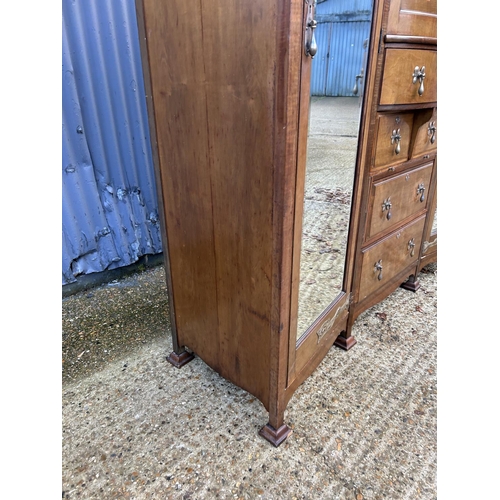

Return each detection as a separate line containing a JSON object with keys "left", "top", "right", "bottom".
{"left": 258, "top": 423, "right": 293, "bottom": 447}
{"left": 400, "top": 274, "right": 420, "bottom": 292}
{"left": 334, "top": 334, "right": 357, "bottom": 351}
{"left": 167, "top": 350, "right": 194, "bottom": 368}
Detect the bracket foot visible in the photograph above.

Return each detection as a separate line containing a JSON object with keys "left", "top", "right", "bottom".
{"left": 400, "top": 275, "right": 420, "bottom": 292}
{"left": 334, "top": 335, "right": 357, "bottom": 351}
{"left": 258, "top": 423, "right": 293, "bottom": 447}
{"left": 167, "top": 350, "right": 194, "bottom": 368}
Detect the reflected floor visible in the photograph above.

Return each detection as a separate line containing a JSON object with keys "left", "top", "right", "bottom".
{"left": 297, "top": 97, "right": 360, "bottom": 338}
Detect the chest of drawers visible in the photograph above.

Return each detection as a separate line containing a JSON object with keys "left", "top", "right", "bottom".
{"left": 338, "top": 0, "right": 438, "bottom": 342}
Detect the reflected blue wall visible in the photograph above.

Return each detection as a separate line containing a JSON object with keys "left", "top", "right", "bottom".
{"left": 311, "top": 0, "right": 373, "bottom": 96}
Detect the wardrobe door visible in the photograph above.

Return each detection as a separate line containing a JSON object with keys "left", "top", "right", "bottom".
{"left": 288, "top": 0, "right": 376, "bottom": 377}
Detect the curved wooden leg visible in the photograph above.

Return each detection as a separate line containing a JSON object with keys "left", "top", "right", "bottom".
{"left": 167, "top": 348, "right": 194, "bottom": 368}
{"left": 400, "top": 273, "right": 420, "bottom": 292}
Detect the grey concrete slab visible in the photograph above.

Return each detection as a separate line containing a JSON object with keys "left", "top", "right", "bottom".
{"left": 62, "top": 263, "right": 437, "bottom": 499}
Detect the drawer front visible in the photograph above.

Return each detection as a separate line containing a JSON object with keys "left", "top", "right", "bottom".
{"left": 373, "top": 112, "right": 413, "bottom": 169}
{"left": 359, "top": 215, "right": 426, "bottom": 301}
{"left": 380, "top": 49, "right": 437, "bottom": 106}
{"left": 386, "top": 0, "right": 437, "bottom": 39}
{"left": 411, "top": 108, "right": 437, "bottom": 158}
{"left": 366, "top": 161, "right": 433, "bottom": 240}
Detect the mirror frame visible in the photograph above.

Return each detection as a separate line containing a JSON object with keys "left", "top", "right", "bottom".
{"left": 287, "top": 0, "right": 381, "bottom": 384}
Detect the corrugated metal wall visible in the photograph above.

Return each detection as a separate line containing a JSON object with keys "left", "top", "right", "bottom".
{"left": 61, "top": 0, "right": 373, "bottom": 285}
{"left": 62, "top": 0, "right": 161, "bottom": 285}
{"left": 311, "top": 0, "right": 373, "bottom": 96}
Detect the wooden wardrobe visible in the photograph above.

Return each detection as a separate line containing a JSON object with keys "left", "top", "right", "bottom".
{"left": 136, "top": 0, "right": 437, "bottom": 446}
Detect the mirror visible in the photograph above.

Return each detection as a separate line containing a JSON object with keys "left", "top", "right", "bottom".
{"left": 296, "top": 0, "right": 374, "bottom": 339}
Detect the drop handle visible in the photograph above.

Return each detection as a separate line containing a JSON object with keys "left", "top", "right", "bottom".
{"left": 304, "top": 1, "right": 318, "bottom": 58}
{"left": 391, "top": 129, "right": 401, "bottom": 155}
{"left": 417, "top": 183, "right": 425, "bottom": 202}
{"left": 412, "top": 65, "right": 426, "bottom": 96}
{"left": 305, "top": 19, "right": 318, "bottom": 57}
{"left": 408, "top": 238, "right": 416, "bottom": 257}
{"left": 382, "top": 198, "right": 392, "bottom": 220}
{"left": 374, "top": 260, "right": 383, "bottom": 281}
{"left": 428, "top": 121, "right": 436, "bottom": 144}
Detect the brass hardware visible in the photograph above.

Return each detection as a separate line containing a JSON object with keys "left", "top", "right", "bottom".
{"left": 388, "top": 166, "right": 395, "bottom": 171}
{"left": 374, "top": 260, "right": 383, "bottom": 281}
{"left": 428, "top": 121, "right": 436, "bottom": 144}
{"left": 382, "top": 198, "right": 392, "bottom": 220}
{"left": 316, "top": 299, "right": 350, "bottom": 343}
{"left": 423, "top": 238, "right": 437, "bottom": 252}
{"left": 417, "top": 183, "right": 425, "bottom": 202}
{"left": 304, "top": 1, "right": 318, "bottom": 58}
{"left": 405, "top": 174, "right": 410, "bottom": 181}
{"left": 408, "top": 238, "right": 416, "bottom": 257}
{"left": 412, "top": 65, "right": 426, "bottom": 96}
{"left": 391, "top": 129, "right": 401, "bottom": 155}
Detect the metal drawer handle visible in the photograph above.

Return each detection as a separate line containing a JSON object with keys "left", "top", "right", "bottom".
{"left": 382, "top": 198, "right": 392, "bottom": 220}
{"left": 408, "top": 238, "right": 416, "bottom": 257}
{"left": 412, "top": 65, "right": 426, "bottom": 96}
{"left": 417, "top": 183, "right": 425, "bottom": 203}
{"left": 428, "top": 121, "right": 436, "bottom": 144}
{"left": 391, "top": 129, "right": 401, "bottom": 155}
{"left": 374, "top": 260, "right": 383, "bottom": 281}
{"left": 304, "top": 1, "right": 318, "bottom": 58}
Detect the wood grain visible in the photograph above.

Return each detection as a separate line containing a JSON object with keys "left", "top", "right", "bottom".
{"left": 379, "top": 48, "right": 437, "bottom": 106}
{"left": 386, "top": 0, "right": 437, "bottom": 39}
{"left": 358, "top": 214, "right": 426, "bottom": 301}
{"left": 365, "top": 161, "right": 432, "bottom": 241}
{"left": 410, "top": 108, "right": 437, "bottom": 159}
{"left": 373, "top": 112, "right": 413, "bottom": 169}
{"left": 141, "top": 0, "right": 282, "bottom": 408}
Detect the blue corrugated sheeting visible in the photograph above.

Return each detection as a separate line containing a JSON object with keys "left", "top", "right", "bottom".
{"left": 62, "top": 0, "right": 161, "bottom": 285}
{"left": 311, "top": 0, "right": 373, "bottom": 96}
{"left": 61, "top": 0, "right": 373, "bottom": 285}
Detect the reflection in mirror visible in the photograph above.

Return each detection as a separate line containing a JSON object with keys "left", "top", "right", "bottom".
{"left": 297, "top": 0, "right": 373, "bottom": 339}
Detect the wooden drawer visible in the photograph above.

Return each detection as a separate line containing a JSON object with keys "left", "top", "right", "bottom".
{"left": 379, "top": 49, "right": 437, "bottom": 106}
{"left": 366, "top": 161, "right": 433, "bottom": 240}
{"left": 386, "top": 0, "right": 437, "bottom": 40}
{"left": 410, "top": 108, "right": 437, "bottom": 158}
{"left": 373, "top": 112, "right": 413, "bottom": 169}
{"left": 358, "top": 215, "right": 426, "bottom": 301}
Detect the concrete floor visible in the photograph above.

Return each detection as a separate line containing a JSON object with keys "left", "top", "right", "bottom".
{"left": 62, "top": 262, "right": 437, "bottom": 499}
{"left": 297, "top": 97, "right": 360, "bottom": 335}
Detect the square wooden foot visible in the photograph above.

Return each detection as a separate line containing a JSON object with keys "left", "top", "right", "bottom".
{"left": 258, "top": 423, "right": 292, "bottom": 447}
{"left": 400, "top": 277, "right": 420, "bottom": 292}
{"left": 167, "top": 350, "right": 194, "bottom": 368}
{"left": 334, "top": 335, "right": 357, "bottom": 351}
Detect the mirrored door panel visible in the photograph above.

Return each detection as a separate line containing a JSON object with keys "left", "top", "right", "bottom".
{"left": 296, "top": 0, "right": 374, "bottom": 339}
